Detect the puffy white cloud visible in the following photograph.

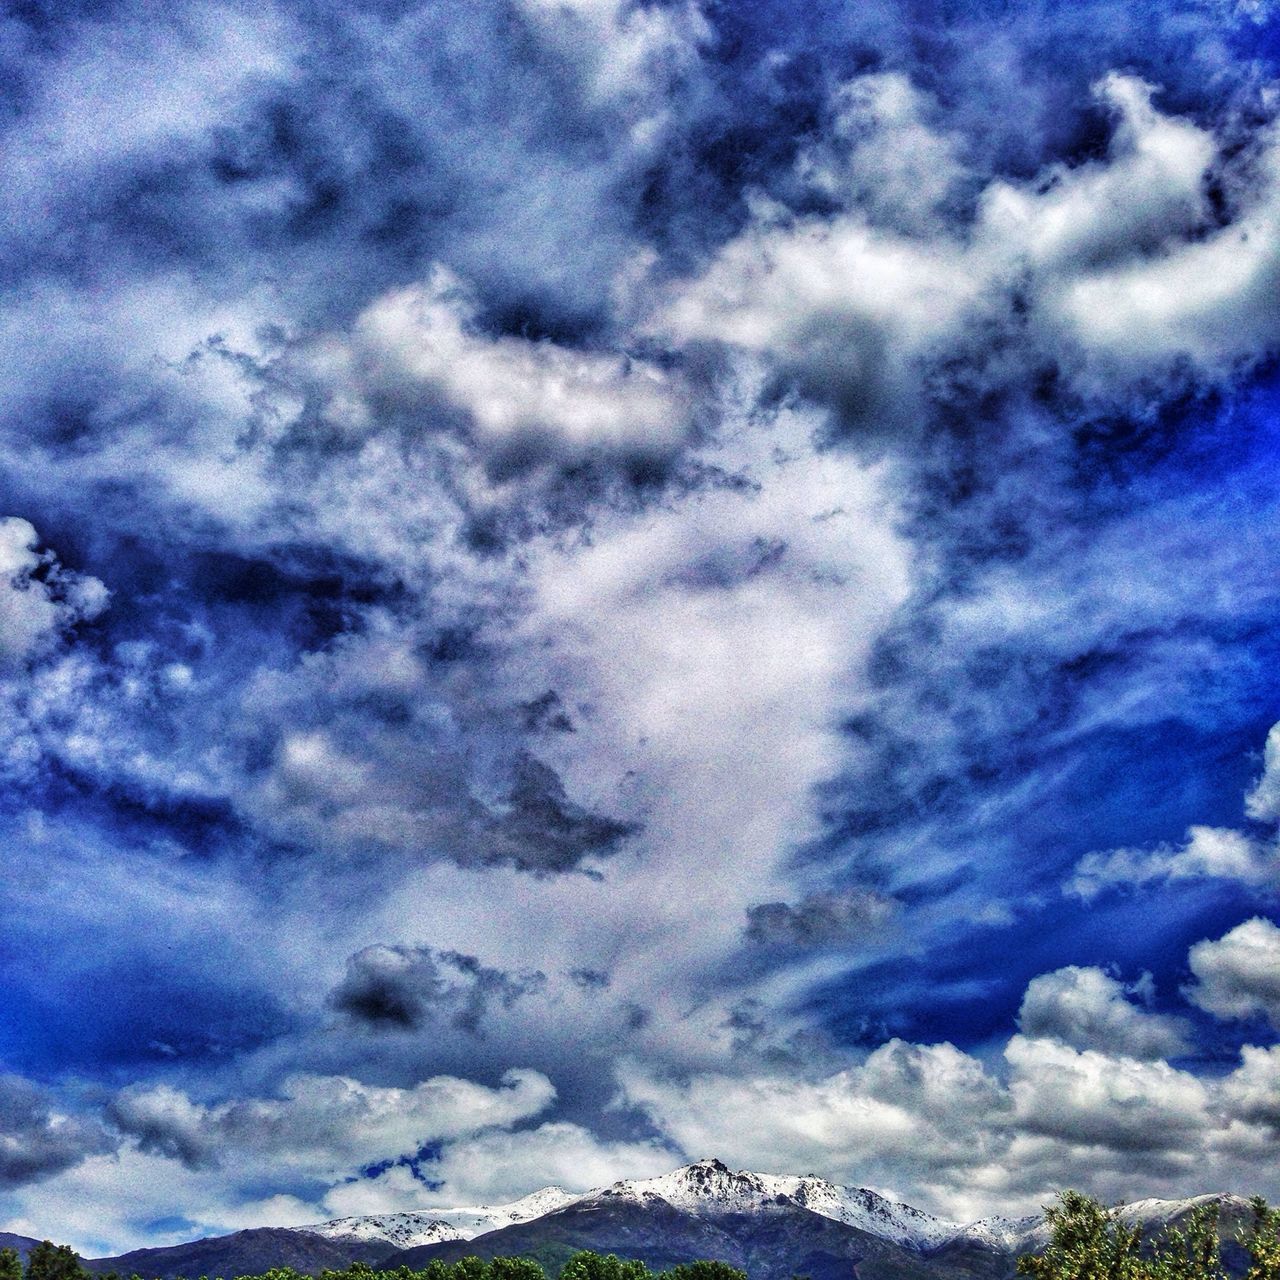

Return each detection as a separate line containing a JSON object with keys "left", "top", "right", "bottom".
{"left": 978, "top": 75, "right": 1215, "bottom": 276}
{"left": 1246, "top": 721, "right": 1280, "bottom": 820}
{"left": 619, "top": 1038, "right": 1007, "bottom": 1187}
{"left": 1005, "top": 1035, "right": 1209, "bottom": 1151}
{"left": 353, "top": 269, "right": 695, "bottom": 465}
{"left": 1221, "top": 1044, "right": 1280, "bottom": 1131}
{"left": 0, "top": 518, "right": 107, "bottom": 670}
{"left": 1017, "top": 966, "right": 1190, "bottom": 1058}
{"left": 1184, "top": 917, "right": 1280, "bottom": 1027}
{"left": 1069, "top": 825, "right": 1280, "bottom": 898}
{"left": 654, "top": 71, "right": 1280, "bottom": 428}
{"left": 796, "top": 73, "right": 968, "bottom": 234}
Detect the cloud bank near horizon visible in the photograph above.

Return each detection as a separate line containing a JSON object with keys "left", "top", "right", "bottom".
{"left": 3, "top": 0, "right": 1280, "bottom": 1256}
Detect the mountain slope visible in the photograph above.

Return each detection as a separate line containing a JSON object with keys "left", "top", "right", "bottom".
{"left": 0, "top": 1233, "right": 42, "bottom": 1260}
{"left": 87, "top": 1227, "right": 400, "bottom": 1279}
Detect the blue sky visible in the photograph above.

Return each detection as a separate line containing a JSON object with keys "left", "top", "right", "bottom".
{"left": 4, "top": 0, "right": 1280, "bottom": 1256}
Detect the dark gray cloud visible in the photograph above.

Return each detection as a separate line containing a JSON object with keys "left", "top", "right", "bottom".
{"left": 745, "top": 890, "right": 896, "bottom": 946}
{"left": 0, "top": 1075, "right": 110, "bottom": 1188}
{"left": 330, "top": 944, "right": 546, "bottom": 1034}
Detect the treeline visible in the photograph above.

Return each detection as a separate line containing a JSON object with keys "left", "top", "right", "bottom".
{"left": 1017, "top": 1192, "right": 1280, "bottom": 1280}
{"left": 0, "top": 1249, "right": 747, "bottom": 1280}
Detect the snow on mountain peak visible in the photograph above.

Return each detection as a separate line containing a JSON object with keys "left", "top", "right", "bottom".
{"left": 584, "top": 1161, "right": 959, "bottom": 1251}
{"left": 304, "top": 1186, "right": 579, "bottom": 1248}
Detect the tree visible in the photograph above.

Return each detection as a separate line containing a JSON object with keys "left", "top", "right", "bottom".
{"left": 661, "top": 1263, "right": 747, "bottom": 1280}
{"left": 24, "top": 1243, "right": 87, "bottom": 1280}
{"left": 0, "top": 1249, "right": 21, "bottom": 1280}
{"left": 1018, "top": 1191, "right": 1280, "bottom": 1280}
{"left": 1017, "top": 1191, "right": 1148, "bottom": 1280}
{"left": 1243, "top": 1197, "right": 1280, "bottom": 1280}
{"left": 559, "top": 1252, "right": 651, "bottom": 1280}
{"left": 488, "top": 1259, "right": 546, "bottom": 1280}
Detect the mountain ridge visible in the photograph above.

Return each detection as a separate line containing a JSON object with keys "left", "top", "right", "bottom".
{"left": 80, "top": 1159, "right": 1247, "bottom": 1280}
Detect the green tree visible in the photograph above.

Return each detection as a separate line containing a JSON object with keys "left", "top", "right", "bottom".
{"left": 1017, "top": 1191, "right": 1148, "bottom": 1280}
{"left": 559, "top": 1252, "right": 651, "bottom": 1280}
{"left": 1242, "top": 1197, "right": 1280, "bottom": 1280}
{"left": 488, "top": 1259, "right": 545, "bottom": 1280}
{"left": 0, "top": 1249, "right": 22, "bottom": 1280}
{"left": 23, "top": 1243, "right": 87, "bottom": 1280}
{"left": 1150, "top": 1204, "right": 1225, "bottom": 1280}
{"left": 661, "top": 1263, "right": 746, "bottom": 1280}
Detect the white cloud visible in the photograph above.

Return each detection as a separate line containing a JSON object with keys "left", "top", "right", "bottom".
{"left": 108, "top": 1068, "right": 556, "bottom": 1177}
{"left": 1069, "top": 825, "right": 1280, "bottom": 898}
{"left": 1004, "top": 1034, "right": 1209, "bottom": 1151}
{"left": 1246, "top": 721, "right": 1280, "bottom": 820}
{"left": 0, "top": 518, "right": 108, "bottom": 669}
{"left": 324, "top": 1121, "right": 677, "bottom": 1217}
{"left": 653, "top": 71, "right": 1280, "bottom": 426}
{"left": 354, "top": 269, "right": 695, "bottom": 464}
{"left": 1184, "top": 917, "right": 1280, "bottom": 1027}
{"left": 1017, "top": 965, "right": 1190, "bottom": 1059}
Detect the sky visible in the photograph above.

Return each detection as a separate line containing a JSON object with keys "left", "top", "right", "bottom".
{"left": 4, "top": 0, "right": 1280, "bottom": 1258}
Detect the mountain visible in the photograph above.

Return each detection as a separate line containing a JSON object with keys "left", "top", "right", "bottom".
{"left": 87, "top": 1227, "right": 401, "bottom": 1280}
{"left": 82, "top": 1159, "right": 1251, "bottom": 1280}
{"left": 0, "top": 1233, "right": 42, "bottom": 1260}
{"left": 304, "top": 1189, "right": 581, "bottom": 1251}
{"left": 389, "top": 1184, "right": 953, "bottom": 1280}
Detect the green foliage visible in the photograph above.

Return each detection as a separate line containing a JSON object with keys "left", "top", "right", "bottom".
{"left": 1017, "top": 1191, "right": 1147, "bottom": 1280}
{"left": 1018, "top": 1190, "right": 1279, "bottom": 1280}
{"left": 1242, "top": 1197, "right": 1280, "bottom": 1280}
{"left": 0, "top": 1250, "right": 22, "bottom": 1280}
{"left": 182, "top": 1249, "right": 741, "bottom": 1280}
{"left": 659, "top": 1262, "right": 746, "bottom": 1280}
{"left": 24, "top": 1242, "right": 88, "bottom": 1280}
{"left": 558, "top": 1253, "right": 649, "bottom": 1280}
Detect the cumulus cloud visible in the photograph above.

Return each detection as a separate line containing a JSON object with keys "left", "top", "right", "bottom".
{"left": 107, "top": 1069, "right": 555, "bottom": 1176}
{"left": 1184, "top": 917, "right": 1280, "bottom": 1028}
{"left": 329, "top": 944, "right": 546, "bottom": 1033}
{"left": 1017, "top": 966, "right": 1190, "bottom": 1059}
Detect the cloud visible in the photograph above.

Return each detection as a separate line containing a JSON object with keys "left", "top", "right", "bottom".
{"left": 0, "top": 1075, "right": 110, "bottom": 1189}
{"left": 1004, "top": 1034, "right": 1209, "bottom": 1153}
{"left": 744, "top": 890, "right": 897, "bottom": 947}
{"left": 1069, "top": 826, "right": 1280, "bottom": 898}
{"left": 350, "top": 268, "right": 697, "bottom": 472}
{"left": 322, "top": 1121, "right": 677, "bottom": 1218}
{"left": 1246, "top": 721, "right": 1280, "bottom": 821}
{"left": 1184, "top": 917, "right": 1280, "bottom": 1028}
{"left": 329, "top": 944, "right": 546, "bottom": 1034}
{"left": 1017, "top": 966, "right": 1190, "bottom": 1059}
{"left": 107, "top": 1068, "right": 555, "bottom": 1176}
{"left": 0, "top": 518, "right": 107, "bottom": 670}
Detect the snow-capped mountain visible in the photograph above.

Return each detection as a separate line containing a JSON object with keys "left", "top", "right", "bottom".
{"left": 305, "top": 1215, "right": 464, "bottom": 1251}
{"left": 305, "top": 1187, "right": 581, "bottom": 1249}
{"left": 580, "top": 1159, "right": 960, "bottom": 1252}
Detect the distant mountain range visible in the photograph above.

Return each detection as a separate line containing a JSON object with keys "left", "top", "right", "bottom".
{"left": 80, "top": 1160, "right": 1255, "bottom": 1280}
